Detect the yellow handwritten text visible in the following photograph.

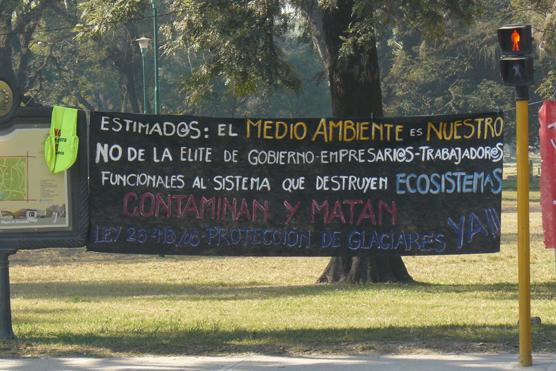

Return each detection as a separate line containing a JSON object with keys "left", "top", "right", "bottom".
{"left": 311, "top": 119, "right": 404, "bottom": 143}
{"left": 426, "top": 117, "right": 504, "bottom": 141}
{"left": 246, "top": 119, "right": 308, "bottom": 140}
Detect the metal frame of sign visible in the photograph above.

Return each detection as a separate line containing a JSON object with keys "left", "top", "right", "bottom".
{"left": 0, "top": 75, "right": 19, "bottom": 124}
{"left": 0, "top": 106, "right": 88, "bottom": 249}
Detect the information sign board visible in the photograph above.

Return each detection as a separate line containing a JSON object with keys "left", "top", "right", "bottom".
{"left": 0, "top": 107, "right": 88, "bottom": 249}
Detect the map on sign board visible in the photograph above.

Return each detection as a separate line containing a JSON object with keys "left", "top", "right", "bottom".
{"left": 0, "top": 128, "right": 69, "bottom": 229}
{"left": 87, "top": 111, "right": 504, "bottom": 256}
{"left": 0, "top": 157, "right": 26, "bottom": 200}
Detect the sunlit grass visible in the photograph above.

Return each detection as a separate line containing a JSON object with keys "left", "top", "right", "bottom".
{"left": 1, "top": 172, "right": 555, "bottom": 357}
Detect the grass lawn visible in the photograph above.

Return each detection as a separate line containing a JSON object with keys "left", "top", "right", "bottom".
{"left": 1, "top": 174, "right": 555, "bottom": 357}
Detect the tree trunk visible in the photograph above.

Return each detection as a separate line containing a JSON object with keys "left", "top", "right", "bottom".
{"left": 317, "top": 0, "right": 413, "bottom": 284}
{"left": 1, "top": 0, "right": 54, "bottom": 97}
{"left": 107, "top": 26, "right": 141, "bottom": 113}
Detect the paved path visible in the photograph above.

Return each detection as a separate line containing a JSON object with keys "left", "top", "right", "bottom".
{"left": 1, "top": 353, "right": 556, "bottom": 371}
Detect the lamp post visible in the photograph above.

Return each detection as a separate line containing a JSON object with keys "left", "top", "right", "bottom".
{"left": 136, "top": 36, "right": 151, "bottom": 114}
{"left": 151, "top": 0, "right": 160, "bottom": 114}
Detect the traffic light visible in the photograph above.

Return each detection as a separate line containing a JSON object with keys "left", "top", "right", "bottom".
{"left": 498, "top": 25, "right": 532, "bottom": 55}
{"left": 499, "top": 57, "right": 533, "bottom": 86}
{"left": 496, "top": 25, "right": 534, "bottom": 369}
{"left": 497, "top": 25, "right": 533, "bottom": 86}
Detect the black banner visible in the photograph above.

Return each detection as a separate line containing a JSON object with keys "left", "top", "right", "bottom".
{"left": 87, "top": 112, "right": 503, "bottom": 256}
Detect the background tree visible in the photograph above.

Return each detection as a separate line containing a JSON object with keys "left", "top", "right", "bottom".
{"left": 382, "top": 0, "right": 520, "bottom": 142}
{"left": 517, "top": 0, "right": 556, "bottom": 103}
{"left": 0, "top": 0, "right": 53, "bottom": 100}
{"left": 77, "top": 0, "right": 482, "bottom": 283}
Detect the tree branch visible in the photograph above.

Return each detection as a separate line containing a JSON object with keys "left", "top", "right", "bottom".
{"left": 293, "top": 0, "right": 330, "bottom": 71}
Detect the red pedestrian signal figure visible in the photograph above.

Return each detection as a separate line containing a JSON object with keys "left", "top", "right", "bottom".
{"left": 498, "top": 25, "right": 531, "bottom": 55}
{"left": 512, "top": 29, "right": 520, "bottom": 51}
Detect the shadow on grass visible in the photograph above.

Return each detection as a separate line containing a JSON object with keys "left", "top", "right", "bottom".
{"left": 10, "top": 280, "right": 556, "bottom": 301}
{"left": 501, "top": 233, "right": 545, "bottom": 242}
{"left": 10, "top": 248, "right": 236, "bottom": 267}
{"left": 2, "top": 324, "right": 555, "bottom": 356}
{"left": 503, "top": 176, "right": 540, "bottom": 192}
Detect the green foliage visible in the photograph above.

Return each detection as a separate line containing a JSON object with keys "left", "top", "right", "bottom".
{"left": 4, "top": 0, "right": 555, "bottom": 133}
{"left": 75, "top": 0, "right": 145, "bottom": 36}
{"left": 510, "top": 0, "right": 556, "bottom": 110}
{"left": 379, "top": 0, "right": 554, "bottom": 146}
{"left": 536, "top": 69, "right": 556, "bottom": 99}
{"left": 162, "top": 1, "right": 300, "bottom": 102}
{"left": 178, "top": 36, "right": 330, "bottom": 117}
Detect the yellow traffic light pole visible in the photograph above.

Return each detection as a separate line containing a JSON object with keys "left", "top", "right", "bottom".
{"left": 497, "top": 24, "right": 533, "bottom": 367}
{"left": 516, "top": 88, "right": 532, "bottom": 366}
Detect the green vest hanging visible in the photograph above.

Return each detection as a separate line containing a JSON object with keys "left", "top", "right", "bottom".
{"left": 44, "top": 106, "right": 79, "bottom": 174}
